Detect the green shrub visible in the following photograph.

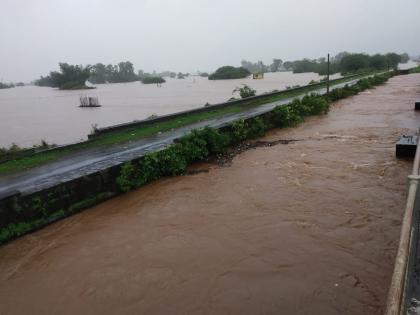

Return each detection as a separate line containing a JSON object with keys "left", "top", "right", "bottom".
{"left": 117, "top": 161, "right": 140, "bottom": 192}
{"left": 271, "top": 104, "right": 302, "bottom": 127}
{"left": 327, "top": 88, "right": 343, "bottom": 102}
{"left": 179, "top": 131, "right": 209, "bottom": 162}
{"left": 155, "top": 146, "right": 187, "bottom": 176}
{"left": 289, "top": 98, "right": 309, "bottom": 116}
{"left": 231, "top": 120, "right": 248, "bottom": 141}
{"left": 117, "top": 127, "right": 233, "bottom": 191}
{"left": 247, "top": 117, "right": 267, "bottom": 138}
{"left": 271, "top": 105, "right": 292, "bottom": 127}
{"left": 410, "top": 66, "right": 420, "bottom": 74}
{"left": 286, "top": 103, "right": 305, "bottom": 126}
{"left": 233, "top": 84, "right": 257, "bottom": 98}
{"left": 357, "top": 78, "right": 372, "bottom": 90}
{"left": 197, "top": 127, "right": 231, "bottom": 154}
{"left": 301, "top": 94, "right": 330, "bottom": 115}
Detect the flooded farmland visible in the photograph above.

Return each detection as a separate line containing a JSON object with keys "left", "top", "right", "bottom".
{"left": 0, "top": 73, "right": 418, "bottom": 314}
{"left": 0, "top": 71, "right": 339, "bottom": 147}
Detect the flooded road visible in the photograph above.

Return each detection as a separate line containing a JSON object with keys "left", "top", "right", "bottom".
{"left": 0, "top": 72, "right": 339, "bottom": 147}
{"left": 0, "top": 74, "right": 419, "bottom": 314}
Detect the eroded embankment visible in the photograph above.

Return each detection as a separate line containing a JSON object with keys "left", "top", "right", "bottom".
{"left": 0, "top": 74, "right": 419, "bottom": 315}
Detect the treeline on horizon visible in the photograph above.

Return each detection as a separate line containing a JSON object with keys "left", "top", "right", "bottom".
{"left": 239, "top": 52, "right": 410, "bottom": 75}
{"left": 0, "top": 82, "right": 24, "bottom": 90}
{"left": 30, "top": 51, "right": 414, "bottom": 89}
{"left": 34, "top": 61, "right": 197, "bottom": 89}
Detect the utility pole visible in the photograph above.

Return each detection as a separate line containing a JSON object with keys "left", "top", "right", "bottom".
{"left": 327, "top": 53, "right": 330, "bottom": 94}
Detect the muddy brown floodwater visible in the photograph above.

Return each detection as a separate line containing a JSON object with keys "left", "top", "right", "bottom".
{"left": 0, "top": 74, "right": 419, "bottom": 315}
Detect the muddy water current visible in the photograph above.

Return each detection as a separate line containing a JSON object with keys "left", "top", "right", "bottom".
{"left": 0, "top": 74, "right": 419, "bottom": 314}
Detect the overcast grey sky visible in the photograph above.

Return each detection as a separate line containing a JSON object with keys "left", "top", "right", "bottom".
{"left": 1, "top": 0, "right": 419, "bottom": 82}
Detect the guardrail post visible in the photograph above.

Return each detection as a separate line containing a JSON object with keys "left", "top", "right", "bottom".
{"left": 327, "top": 53, "right": 330, "bottom": 94}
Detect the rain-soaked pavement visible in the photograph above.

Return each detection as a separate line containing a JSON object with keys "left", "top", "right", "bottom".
{"left": 0, "top": 74, "right": 419, "bottom": 315}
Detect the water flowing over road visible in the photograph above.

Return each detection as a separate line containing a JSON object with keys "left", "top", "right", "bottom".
{"left": 0, "top": 74, "right": 419, "bottom": 314}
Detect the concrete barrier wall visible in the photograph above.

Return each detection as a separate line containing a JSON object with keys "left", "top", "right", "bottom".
{"left": 0, "top": 163, "right": 122, "bottom": 230}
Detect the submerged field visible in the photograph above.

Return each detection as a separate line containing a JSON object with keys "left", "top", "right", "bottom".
{"left": 0, "top": 72, "right": 342, "bottom": 148}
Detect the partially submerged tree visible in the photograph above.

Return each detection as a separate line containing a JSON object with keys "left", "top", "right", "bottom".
{"left": 270, "top": 59, "right": 283, "bottom": 72}
{"left": 35, "top": 63, "right": 92, "bottom": 89}
{"left": 0, "top": 82, "right": 14, "bottom": 89}
{"left": 90, "top": 61, "right": 138, "bottom": 83}
{"left": 241, "top": 60, "right": 269, "bottom": 74}
{"left": 208, "top": 66, "right": 250, "bottom": 80}
{"left": 141, "top": 76, "right": 166, "bottom": 84}
{"left": 89, "top": 63, "right": 108, "bottom": 84}
{"left": 400, "top": 53, "right": 410, "bottom": 63}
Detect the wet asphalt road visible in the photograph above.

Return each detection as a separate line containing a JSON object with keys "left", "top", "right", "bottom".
{"left": 0, "top": 81, "right": 359, "bottom": 196}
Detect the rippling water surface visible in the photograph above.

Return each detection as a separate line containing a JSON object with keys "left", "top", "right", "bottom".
{"left": 0, "top": 74, "right": 418, "bottom": 314}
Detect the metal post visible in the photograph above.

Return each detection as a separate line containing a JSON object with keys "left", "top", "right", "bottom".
{"left": 327, "top": 53, "right": 330, "bottom": 94}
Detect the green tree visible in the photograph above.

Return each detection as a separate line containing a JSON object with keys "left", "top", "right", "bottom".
{"left": 241, "top": 60, "right": 269, "bottom": 73}
{"left": 208, "top": 66, "right": 250, "bottom": 80}
{"left": 283, "top": 61, "right": 294, "bottom": 70}
{"left": 35, "top": 63, "right": 91, "bottom": 89}
{"left": 369, "top": 54, "right": 388, "bottom": 70}
{"left": 339, "top": 54, "right": 370, "bottom": 74}
{"left": 270, "top": 59, "right": 283, "bottom": 72}
{"left": 89, "top": 63, "right": 108, "bottom": 84}
{"left": 385, "top": 53, "right": 402, "bottom": 69}
{"left": 116, "top": 61, "right": 138, "bottom": 82}
{"left": 400, "top": 53, "right": 410, "bottom": 63}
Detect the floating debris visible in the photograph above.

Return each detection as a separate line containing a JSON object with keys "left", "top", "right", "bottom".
{"left": 79, "top": 96, "right": 101, "bottom": 107}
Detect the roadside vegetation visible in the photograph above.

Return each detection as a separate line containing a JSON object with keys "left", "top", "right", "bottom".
{"left": 0, "top": 72, "right": 383, "bottom": 175}
{"left": 116, "top": 72, "right": 393, "bottom": 192}
{"left": 409, "top": 66, "right": 420, "bottom": 74}
{"left": 0, "top": 140, "right": 55, "bottom": 163}
{"left": 0, "top": 192, "right": 110, "bottom": 244}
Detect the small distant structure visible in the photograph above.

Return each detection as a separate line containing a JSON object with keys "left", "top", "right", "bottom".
{"left": 253, "top": 73, "right": 264, "bottom": 79}
{"left": 79, "top": 96, "right": 101, "bottom": 107}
